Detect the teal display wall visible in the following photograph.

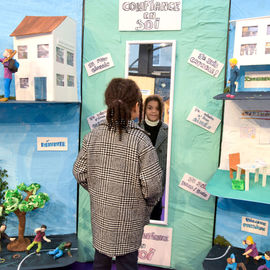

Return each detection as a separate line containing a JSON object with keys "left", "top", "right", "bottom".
{"left": 78, "top": 1, "right": 230, "bottom": 269}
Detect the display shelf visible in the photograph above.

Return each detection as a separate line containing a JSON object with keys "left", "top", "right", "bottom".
{"left": 0, "top": 100, "right": 81, "bottom": 104}
{"left": 213, "top": 92, "right": 270, "bottom": 100}
{"left": 206, "top": 169, "right": 270, "bottom": 204}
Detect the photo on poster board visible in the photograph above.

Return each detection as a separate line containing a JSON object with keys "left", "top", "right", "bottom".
{"left": 0, "top": 6, "right": 82, "bottom": 102}
{"left": 125, "top": 40, "right": 176, "bottom": 224}
{"left": 226, "top": 0, "right": 270, "bottom": 93}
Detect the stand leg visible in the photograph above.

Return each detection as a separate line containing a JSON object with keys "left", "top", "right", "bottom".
{"left": 245, "top": 170, "right": 250, "bottom": 191}
{"left": 262, "top": 167, "right": 267, "bottom": 187}
{"left": 254, "top": 168, "right": 259, "bottom": 183}
{"left": 236, "top": 167, "right": 241, "bottom": 180}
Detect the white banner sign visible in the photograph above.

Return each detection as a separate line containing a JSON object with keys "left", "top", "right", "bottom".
{"left": 241, "top": 216, "right": 268, "bottom": 236}
{"left": 84, "top": 53, "right": 114, "bottom": 77}
{"left": 119, "top": 0, "right": 182, "bottom": 31}
{"left": 188, "top": 49, "right": 224, "bottom": 77}
{"left": 187, "top": 106, "right": 221, "bottom": 133}
{"left": 37, "top": 137, "right": 68, "bottom": 151}
{"left": 138, "top": 225, "right": 172, "bottom": 267}
{"left": 87, "top": 110, "right": 107, "bottom": 130}
{"left": 179, "top": 173, "right": 210, "bottom": 200}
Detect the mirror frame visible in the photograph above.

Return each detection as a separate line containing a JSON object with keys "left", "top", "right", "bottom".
{"left": 125, "top": 40, "right": 176, "bottom": 225}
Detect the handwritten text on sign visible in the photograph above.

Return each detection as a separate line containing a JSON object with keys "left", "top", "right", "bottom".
{"left": 87, "top": 110, "right": 107, "bottom": 130}
{"left": 188, "top": 49, "right": 224, "bottom": 78}
{"left": 138, "top": 225, "right": 172, "bottom": 267}
{"left": 119, "top": 0, "right": 182, "bottom": 31}
{"left": 241, "top": 216, "right": 268, "bottom": 236}
{"left": 84, "top": 53, "right": 114, "bottom": 77}
{"left": 187, "top": 106, "right": 221, "bottom": 133}
{"left": 179, "top": 173, "right": 210, "bottom": 200}
{"left": 37, "top": 137, "right": 68, "bottom": 151}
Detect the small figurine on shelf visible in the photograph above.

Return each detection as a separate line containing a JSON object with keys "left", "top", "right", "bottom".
{"left": 242, "top": 235, "right": 258, "bottom": 264}
{"left": 227, "top": 58, "right": 240, "bottom": 99}
{"left": 225, "top": 253, "right": 247, "bottom": 270}
{"left": 255, "top": 251, "right": 270, "bottom": 270}
{"left": 26, "top": 225, "right": 51, "bottom": 255}
{"left": 0, "top": 224, "right": 16, "bottom": 252}
{"left": 0, "top": 49, "right": 18, "bottom": 102}
{"left": 47, "top": 241, "right": 72, "bottom": 259}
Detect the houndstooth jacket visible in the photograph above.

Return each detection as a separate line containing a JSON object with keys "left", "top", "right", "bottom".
{"left": 73, "top": 120, "right": 162, "bottom": 257}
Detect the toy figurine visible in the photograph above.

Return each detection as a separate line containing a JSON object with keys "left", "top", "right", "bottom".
{"left": 227, "top": 58, "right": 240, "bottom": 99}
{"left": 26, "top": 225, "right": 51, "bottom": 255}
{"left": 0, "top": 224, "right": 16, "bottom": 252}
{"left": 47, "top": 241, "right": 72, "bottom": 259}
{"left": 255, "top": 251, "right": 270, "bottom": 270}
{"left": 0, "top": 49, "right": 17, "bottom": 102}
{"left": 225, "top": 253, "right": 247, "bottom": 270}
{"left": 242, "top": 235, "right": 258, "bottom": 263}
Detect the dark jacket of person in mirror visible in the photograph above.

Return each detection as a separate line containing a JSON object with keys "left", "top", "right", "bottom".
{"left": 140, "top": 94, "right": 168, "bottom": 220}
{"left": 73, "top": 79, "right": 162, "bottom": 270}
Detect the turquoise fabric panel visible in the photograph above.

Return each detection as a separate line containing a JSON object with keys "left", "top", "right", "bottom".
{"left": 79, "top": 0, "right": 230, "bottom": 269}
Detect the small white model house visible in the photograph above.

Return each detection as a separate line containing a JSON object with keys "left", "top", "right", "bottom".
{"left": 10, "top": 16, "right": 77, "bottom": 101}
{"left": 231, "top": 16, "right": 270, "bottom": 91}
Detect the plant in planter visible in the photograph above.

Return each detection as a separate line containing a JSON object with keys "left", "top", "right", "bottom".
{"left": 2, "top": 183, "right": 49, "bottom": 251}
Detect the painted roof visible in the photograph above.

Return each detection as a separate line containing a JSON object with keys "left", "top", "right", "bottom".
{"left": 10, "top": 16, "right": 67, "bottom": 37}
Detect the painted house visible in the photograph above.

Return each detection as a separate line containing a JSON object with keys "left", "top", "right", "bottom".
{"left": 231, "top": 16, "right": 270, "bottom": 91}
{"left": 10, "top": 16, "right": 77, "bottom": 101}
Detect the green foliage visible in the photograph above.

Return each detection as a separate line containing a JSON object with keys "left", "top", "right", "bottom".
{"left": 3, "top": 183, "right": 49, "bottom": 214}
{"left": 214, "top": 235, "right": 232, "bottom": 246}
{"left": 0, "top": 168, "right": 8, "bottom": 224}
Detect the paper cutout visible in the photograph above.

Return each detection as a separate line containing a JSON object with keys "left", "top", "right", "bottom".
{"left": 138, "top": 225, "right": 172, "bottom": 267}
{"left": 87, "top": 110, "right": 107, "bottom": 130}
{"left": 179, "top": 173, "right": 210, "bottom": 200}
{"left": 187, "top": 106, "right": 221, "bottom": 133}
{"left": 241, "top": 216, "right": 268, "bottom": 236}
{"left": 37, "top": 137, "right": 68, "bottom": 151}
{"left": 188, "top": 49, "right": 224, "bottom": 77}
{"left": 119, "top": 0, "right": 182, "bottom": 31}
{"left": 84, "top": 53, "right": 114, "bottom": 76}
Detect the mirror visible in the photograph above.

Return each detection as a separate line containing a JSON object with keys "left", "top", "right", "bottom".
{"left": 125, "top": 40, "right": 176, "bottom": 225}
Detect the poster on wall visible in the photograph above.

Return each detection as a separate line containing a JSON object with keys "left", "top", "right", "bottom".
{"left": 87, "top": 110, "right": 107, "bottom": 130}
{"left": 119, "top": 0, "right": 182, "bottom": 31}
{"left": 138, "top": 225, "right": 172, "bottom": 267}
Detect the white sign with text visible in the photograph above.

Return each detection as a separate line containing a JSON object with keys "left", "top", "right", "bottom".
{"left": 119, "top": 0, "right": 182, "bottom": 31}
{"left": 179, "top": 173, "right": 210, "bottom": 200}
{"left": 138, "top": 225, "right": 172, "bottom": 267}
{"left": 241, "top": 216, "right": 268, "bottom": 236}
{"left": 188, "top": 49, "right": 224, "bottom": 78}
{"left": 87, "top": 110, "right": 107, "bottom": 130}
{"left": 37, "top": 137, "right": 68, "bottom": 151}
{"left": 84, "top": 53, "right": 114, "bottom": 77}
{"left": 187, "top": 106, "right": 221, "bottom": 133}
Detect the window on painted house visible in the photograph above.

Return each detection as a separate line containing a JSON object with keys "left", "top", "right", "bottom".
{"left": 267, "top": 25, "right": 270, "bottom": 35}
{"left": 67, "top": 51, "right": 74, "bottom": 66}
{"left": 18, "top": 46, "right": 28, "bottom": 59}
{"left": 20, "top": 78, "right": 29, "bottom": 88}
{"left": 266, "top": 42, "right": 270, "bottom": 54}
{"left": 37, "top": 44, "right": 49, "bottom": 58}
{"left": 242, "top": 26, "right": 258, "bottom": 37}
{"left": 56, "top": 47, "right": 64, "bottom": 63}
{"left": 56, "top": 74, "right": 64, "bottom": 86}
{"left": 67, "top": 75, "right": 74, "bottom": 87}
{"left": 240, "top": 44, "right": 257, "bottom": 56}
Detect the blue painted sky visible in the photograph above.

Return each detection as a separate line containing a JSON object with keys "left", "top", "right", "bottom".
{"left": 0, "top": 0, "right": 83, "bottom": 100}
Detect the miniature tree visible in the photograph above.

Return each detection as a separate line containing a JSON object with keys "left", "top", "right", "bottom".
{"left": 2, "top": 183, "right": 49, "bottom": 251}
{"left": 0, "top": 168, "right": 8, "bottom": 225}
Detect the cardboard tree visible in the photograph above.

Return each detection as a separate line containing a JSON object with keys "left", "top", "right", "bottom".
{"left": 1, "top": 183, "right": 49, "bottom": 251}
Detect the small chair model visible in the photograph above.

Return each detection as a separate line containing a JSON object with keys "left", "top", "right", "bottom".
{"left": 229, "top": 153, "right": 245, "bottom": 179}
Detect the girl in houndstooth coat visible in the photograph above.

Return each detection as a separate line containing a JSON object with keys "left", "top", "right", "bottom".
{"left": 73, "top": 78, "right": 162, "bottom": 269}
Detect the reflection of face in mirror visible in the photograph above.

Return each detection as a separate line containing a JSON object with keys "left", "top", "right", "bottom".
{"left": 126, "top": 41, "right": 175, "bottom": 223}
